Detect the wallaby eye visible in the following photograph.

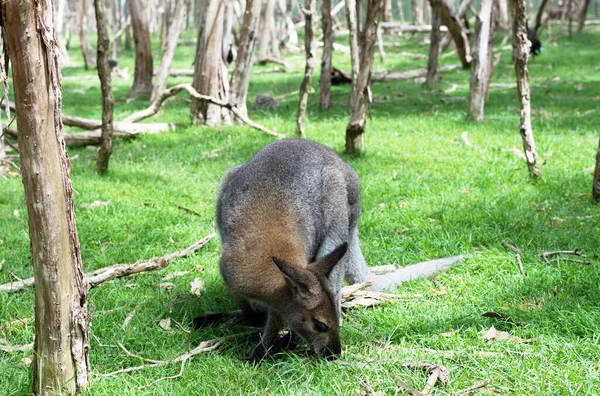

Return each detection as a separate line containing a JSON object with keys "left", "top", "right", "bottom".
{"left": 313, "top": 319, "right": 329, "bottom": 332}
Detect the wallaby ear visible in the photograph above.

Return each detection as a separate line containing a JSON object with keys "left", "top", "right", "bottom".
{"left": 312, "top": 242, "right": 348, "bottom": 278}
{"left": 272, "top": 257, "right": 315, "bottom": 299}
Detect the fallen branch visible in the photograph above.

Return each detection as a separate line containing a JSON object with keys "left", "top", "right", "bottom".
{"left": 462, "top": 379, "right": 491, "bottom": 393}
{"left": 0, "top": 234, "right": 215, "bottom": 293}
{"left": 0, "top": 342, "right": 34, "bottom": 353}
{"left": 169, "top": 69, "right": 194, "bottom": 77}
{"left": 256, "top": 56, "right": 291, "bottom": 69}
{"left": 396, "top": 379, "right": 425, "bottom": 396}
{"left": 380, "top": 23, "right": 449, "bottom": 33}
{"left": 121, "top": 84, "right": 284, "bottom": 138}
{"left": 99, "top": 330, "right": 259, "bottom": 381}
{"left": 373, "top": 65, "right": 461, "bottom": 81}
{"left": 502, "top": 241, "right": 526, "bottom": 276}
{"left": 540, "top": 249, "right": 584, "bottom": 264}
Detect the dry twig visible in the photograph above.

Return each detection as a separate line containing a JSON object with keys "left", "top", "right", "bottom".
{"left": 463, "top": 379, "right": 491, "bottom": 393}
{"left": 502, "top": 241, "right": 526, "bottom": 276}
{"left": 540, "top": 249, "right": 586, "bottom": 265}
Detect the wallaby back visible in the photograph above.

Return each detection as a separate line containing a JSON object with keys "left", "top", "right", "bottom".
{"left": 217, "top": 139, "right": 362, "bottom": 359}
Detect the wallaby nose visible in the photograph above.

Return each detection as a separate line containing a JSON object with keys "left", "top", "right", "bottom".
{"left": 322, "top": 342, "right": 342, "bottom": 360}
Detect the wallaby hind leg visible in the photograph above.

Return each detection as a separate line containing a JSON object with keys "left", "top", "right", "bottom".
{"left": 344, "top": 228, "right": 372, "bottom": 285}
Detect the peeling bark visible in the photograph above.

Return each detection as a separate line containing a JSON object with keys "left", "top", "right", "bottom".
{"left": 1, "top": 0, "right": 91, "bottom": 393}
{"left": 510, "top": 0, "right": 542, "bottom": 177}
{"left": 151, "top": 0, "right": 187, "bottom": 102}
{"left": 129, "top": 0, "right": 154, "bottom": 96}
{"left": 229, "top": 0, "right": 262, "bottom": 119}
{"left": 468, "top": 0, "right": 493, "bottom": 122}
{"left": 440, "top": 0, "right": 472, "bottom": 68}
{"left": 577, "top": 0, "right": 592, "bottom": 33}
{"left": 297, "top": 0, "right": 317, "bottom": 137}
{"left": 192, "top": 0, "right": 230, "bottom": 125}
{"left": 80, "top": 0, "right": 96, "bottom": 69}
{"left": 425, "top": 0, "right": 442, "bottom": 88}
{"left": 345, "top": 0, "right": 384, "bottom": 154}
{"left": 95, "top": 0, "right": 115, "bottom": 174}
{"left": 320, "top": 0, "right": 334, "bottom": 110}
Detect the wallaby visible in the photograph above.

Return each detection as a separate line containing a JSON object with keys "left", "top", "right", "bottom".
{"left": 213, "top": 139, "right": 461, "bottom": 361}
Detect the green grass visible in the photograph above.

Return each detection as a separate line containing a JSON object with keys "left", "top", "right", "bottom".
{"left": 1, "top": 26, "right": 600, "bottom": 395}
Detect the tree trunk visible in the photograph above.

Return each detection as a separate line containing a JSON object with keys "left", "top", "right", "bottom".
{"left": 510, "top": 0, "right": 542, "bottom": 177}
{"left": 320, "top": 0, "right": 334, "bottom": 109}
{"left": 192, "top": 0, "right": 230, "bottom": 125}
{"left": 383, "top": 0, "right": 393, "bottom": 21}
{"left": 125, "top": 2, "right": 133, "bottom": 51}
{"left": 346, "top": 0, "right": 361, "bottom": 112}
{"left": 483, "top": 0, "right": 498, "bottom": 101}
{"left": 498, "top": 0, "right": 510, "bottom": 27}
{"left": 95, "top": 0, "right": 115, "bottom": 174}
{"left": 296, "top": 0, "right": 317, "bottom": 137}
{"left": 440, "top": 0, "right": 472, "bottom": 68}
{"left": 345, "top": 0, "right": 384, "bottom": 155}
{"left": 151, "top": 0, "right": 187, "bottom": 102}
{"left": 593, "top": 137, "right": 600, "bottom": 202}
{"left": 413, "top": 0, "right": 425, "bottom": 23}
{"left": 56, "top": 0, "right": 71, "bottom": 66}
{"left": 577, "top": 0, "right": 592, "bottom": 32}
{"left": 80, "top": 0, "right": 97, "bottom": 69}
{"left": 397, "top": 0, "right": 406, "bottom": 22}
{"left": 1, "top": 0, "right": 91, "bottom": 393}
{"left": 129, "top": 0, "right": 154, "bottom": 96}
{"left": 228, "top": 0, "right": 262, "bottom": 119}
{"left": 425, "top": 0, "right": 442, "bottom": 88}
{"left": 258, "top": 0, "right": 276, "bottom": 59}
{"left": 440, "top": 0, "right": 474, "bottom": 52}
{"left": 468, "top": 0, "right": 493, "bottom": 122}
{"left": 532, "top": 0, "right": 549, "bottom": 35}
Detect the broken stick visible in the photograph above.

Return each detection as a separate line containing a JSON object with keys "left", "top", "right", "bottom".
{"left": 502, "top": 241, "right": 526, "bottom": 276}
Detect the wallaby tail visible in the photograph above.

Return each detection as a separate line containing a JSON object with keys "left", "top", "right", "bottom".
{"left": 368, "top": 255, "right": 464, "bottom": 291}
{"left": 193, "top": 309, "right": 267, "bottom": 329}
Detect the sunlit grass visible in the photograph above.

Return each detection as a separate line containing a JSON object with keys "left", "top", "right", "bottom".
{"left": 1, "top": 26, "right": 599, "bottom": 395}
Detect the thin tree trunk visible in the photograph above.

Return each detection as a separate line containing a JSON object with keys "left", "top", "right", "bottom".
{"left": 1, "top": 0, "right": 91, "bottom": 393}
{"left": 510, "top": 0, "right": 542, "bottom": 177}
{"left": 320, "top": 0, "right": 334, "bottom": 109}
{"left": 593, "top": 137, "right": 600, "bottom": 202}
{"left": 151, "top": 0, "right": 187, "bottom": 102}
{"left": 483, "top": 0, "right": 498, "bottom": 101}
{"left": 125, "top": 2, "right": 133, "bottom": 51}
{"left": 425, "top": 0, "right": 442, "bottom": 88}
{"left": 56, "top": 0, "right": 71, "bottom": 66}
{"left": 228, "top": 0, "right": 262, "bottom": 119}
{"left": 346, "top": 0, "right": 361, "bottom": 114}
{"left": 498, "top": 0, "right": 509, "bottom": 27}
{"left": 129, "top": 0, "right": 154, "bottom": 96}
{"left": 80, "top": 0, "right": 96, "bottom": 69}
{"left": 577, "top": 0, "right": 592, "bottom": 32}
{"left": 192, "top": 0, "right": 230, "bottom": 125}
{"left": 258, "top": 0, "right": 276, "bottom": 59}
{"left": 297, "top": 0, "right": 317, "bottom": 137}
{"left": 440, "top": 0, "right": 472, "bottom": 68}
{"left": 95, "top": 0, "right": 115, "bottom": 174}
{"left": 345, "top": 0, "right": 384, "bottom": 155}
{"left": 397, "top": 0, "right": 406, "bottom": 22}
{"left": 468, "top": 0, "right": 493, "bottom": 122}
{"left": 413, "top": 0, "right": 425, "bottom": 23}
{"left": 532, "top": 0, "right": 548, "bottom": 35}
{"left": 383, "top": 0, "right": 393, "bottom": 21}
{"left": 440, "top": 0, "right": 474, "bottom": 52}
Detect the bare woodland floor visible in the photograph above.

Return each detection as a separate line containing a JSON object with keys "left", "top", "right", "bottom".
{"left": 1, "top": 26, "right": 600, "bottom": 395}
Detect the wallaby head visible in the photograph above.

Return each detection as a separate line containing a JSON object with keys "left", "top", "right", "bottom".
{"left": 271, "top": 242, "right": 348, "bottom": 358}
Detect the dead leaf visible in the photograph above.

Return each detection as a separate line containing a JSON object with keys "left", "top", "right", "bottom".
{"left": 162, "top": 271, "right": 190, "bottom": 281}
{"left": 480, "top": 325, "right": 535, "bottom": 344}
{"left": 20, "top": 357, "right": 32, "bottom": 366}
{"left": 190, "top": 278, "right": 205, "bottom": 297}
{"left": 159, "top": 282, "right": 175, "bottom": 292}
{"left": 80, "top": 200, "right": 110, "bottom": 209}
{"left": 158, "top": 318, "right": 171, "bottom": 330}
{"left": 13, "top": 209, "right": 19, "bottom": 217}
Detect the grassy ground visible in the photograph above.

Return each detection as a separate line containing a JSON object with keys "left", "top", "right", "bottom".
{"left": 1, "top": 26, "right": 600, "bottom": 395}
